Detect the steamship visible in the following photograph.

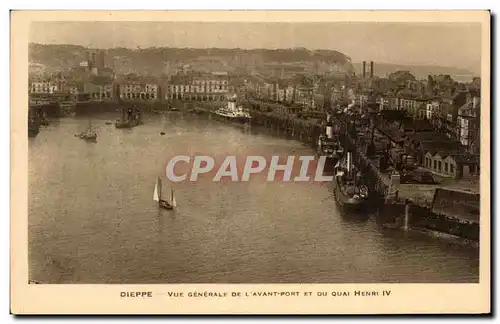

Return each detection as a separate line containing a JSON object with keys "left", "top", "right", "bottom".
{"left": 317, "top": 116, "right": 343, "bottom": 172}
{"left": 214, "top": 94, "right": 251, "bottom": 124}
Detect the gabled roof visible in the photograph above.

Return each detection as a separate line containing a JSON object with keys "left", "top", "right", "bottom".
{"left": 427, "top": 152, "right": 480, "bottom": 165}
{"left": 449, "top": 154, "right": 480, "bottom": 164}
{"left": 420, "top": 138, "right": 462, "bottom": 153}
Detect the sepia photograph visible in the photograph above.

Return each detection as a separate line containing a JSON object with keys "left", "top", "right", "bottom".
{"left": 11, "top": 10, "right": 490, "bottom": 314}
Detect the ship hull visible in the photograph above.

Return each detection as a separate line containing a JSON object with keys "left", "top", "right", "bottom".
{"left": 317, "top": 140, "right": 342, "bottom": 172}
{"left": 28, "top": 128, "right": 39, "bottom": 138}
{"left": 333, "top": 174, "right": 369, "bottom": 212}
{"left": 213, "top": 113, "right": 251, "bottom": 125}
{"left": 159, "top": 200, "right": 174, "bottom": 210}
{"left": 317, "top": 154, "right": 339, "bottom": 173}
{"left": 115, "top": 118, "right": 143, "bottom": 129}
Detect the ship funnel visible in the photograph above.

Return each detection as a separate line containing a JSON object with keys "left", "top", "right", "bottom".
{"left": 326, "top": 126, "right": 333, "bottom": 139}
{"left": 347, "top": 152, "right": 352, "bottom": 173}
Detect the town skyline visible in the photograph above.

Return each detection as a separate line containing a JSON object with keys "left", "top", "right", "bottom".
{"left": 30, "top": 21, "right": 482, "bottom": 74}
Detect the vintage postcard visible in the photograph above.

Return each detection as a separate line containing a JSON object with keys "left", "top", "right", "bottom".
{"left": 10, "top": 10, "right": 490, "bottom": 315}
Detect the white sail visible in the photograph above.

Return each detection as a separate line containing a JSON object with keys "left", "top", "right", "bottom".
{"left": 153, "top": 178, "right": 159, "bottom": 202}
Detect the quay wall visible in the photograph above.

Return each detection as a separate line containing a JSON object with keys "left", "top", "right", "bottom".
{"left": 74, "top": 100, "right": 166, "bottom": 115}
{"left": 378, "top": 202, "right": 479, "bottom": 242}
{"left": 37, "top": 100, "right": 168, "bottom": 117}
{"left": 431, "top": 188, "right": 480, "bottom": 222}
{"left": 249, "top": 110, "right": 322, "bottom": 147}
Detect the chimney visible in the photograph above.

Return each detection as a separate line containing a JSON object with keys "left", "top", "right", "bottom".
{"left": 370, "top": 61, "right": 374, "bottom": 78}
{"left": 362, "top": 61, "right": 366, "bottom": 78}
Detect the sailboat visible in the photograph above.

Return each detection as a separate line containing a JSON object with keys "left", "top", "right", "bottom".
{"left": 76, "top": 120, "right": 97, "bottom": 141}
{"left": 153, "top": 176, "right": 176, "bottom": 210}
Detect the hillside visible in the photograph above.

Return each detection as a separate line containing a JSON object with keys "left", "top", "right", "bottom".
{"left": 29, "top": 43, "right": 353, "bottom": 76}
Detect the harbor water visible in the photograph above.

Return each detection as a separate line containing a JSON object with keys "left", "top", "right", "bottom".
{"left": 28, "top": 113, "right": 479, "bottom": 284}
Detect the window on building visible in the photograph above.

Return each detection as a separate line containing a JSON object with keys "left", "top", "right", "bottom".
{"left": 444, "top": 162, "right": 448, "bottom": 173}
{"left": 450, "top": 163, "right": 455, "bottom": 174}
{"left": 438, "top": 161, "right": 442, "bottom": 172}
{"left": 433, "top": 160, "right": 437, "bottom": 170}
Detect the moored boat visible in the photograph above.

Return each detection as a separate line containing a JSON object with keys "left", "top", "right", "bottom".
{"left": 115, "top": 106, "right": 143, "bottom": 129}
{"left": 28, "top": 115, "right": 40, "bottom": 138}
{"left": 333, "top": 152, "right": 369, "bottom": 211}
{"left": 28, "top": 105, "right": 41, "bottom": 137}
{"left": 213, "top": 94, "right": 251, "bottom": 125}
{"left": 75, "top": 120, "right": 97, "bottom": 141}
{"left": 28, "top": 122, "right": 40, "bottom": 138}
{"left": 58, "top": 101, "right": 76, "bottom": 117}
{"left": 317, "top": 120, "right": 343, "bottom": 171}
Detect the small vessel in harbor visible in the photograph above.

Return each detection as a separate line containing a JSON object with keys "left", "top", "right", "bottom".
{"left": 76, "top": 120, "right": 97, "bottom": 141}
{"left": 333, "top": 151, "right": 369, "bottom": 211}
{"left": 317, "top": 121, "right": 343, "bottom": 171}
{"left": 115, "top": 106, "right": 143, "bottom": 129}
{"left": 214, "top": 94, "right": 251, "bottom": 125}
{"left": 153, "top": 176, "right": 177, "bottom": 210}
{"left": 58, "top": 101, "right": 77, "bottom": 117}
{"left": 28, "top": 117, "right": 40, "bottom": 138}
{"left": 40, "top": 110, "right": 50, "bottom": 126}
{"left": 28, "top": 105, "right": 42, "bottom": 137}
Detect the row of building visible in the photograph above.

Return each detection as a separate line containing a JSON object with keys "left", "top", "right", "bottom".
{"left": 376, "top": 87, "right": 480, "bottom": 150}
{"left": 29, "top": 71, "right": 233, "bottom": 103}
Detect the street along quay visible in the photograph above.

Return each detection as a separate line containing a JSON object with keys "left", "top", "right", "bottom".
{"left": 337, "top": 111, "right": 480, "bottom": 244}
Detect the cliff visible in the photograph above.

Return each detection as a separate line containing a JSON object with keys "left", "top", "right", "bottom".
{"left": 29, "top": 43, "right": 353, "bottom": 76}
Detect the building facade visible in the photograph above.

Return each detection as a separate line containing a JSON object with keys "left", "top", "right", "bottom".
{"left": 424, "top": 151, "right": 479, "bottom": 180}
{"left": 165, "top": 72, "right": 229, "bottom": 102}
{"left": 425, "top": 100, "right": 440, "bottom": 120}
{"left": 119, "top": 83, "right": 159, "bottom": 101}
{"left": 457, "top": 93, "right": 480, "bottom": 149}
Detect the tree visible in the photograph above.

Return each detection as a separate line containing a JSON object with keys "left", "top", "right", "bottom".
{"left": 388, "top": 70, "right": 416, "bottom": 85}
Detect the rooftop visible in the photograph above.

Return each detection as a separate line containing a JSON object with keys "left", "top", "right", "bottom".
{"left": 400, "top": 119, "right": 434, "bottom": 132}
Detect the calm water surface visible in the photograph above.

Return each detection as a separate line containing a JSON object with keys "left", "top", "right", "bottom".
{"left": 28, "top": 113, "right": 479, "bottom": 283}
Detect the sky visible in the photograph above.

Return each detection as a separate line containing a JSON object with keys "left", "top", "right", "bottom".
{"left": 30, "top": 21, "right": 482, "bottom": 73}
